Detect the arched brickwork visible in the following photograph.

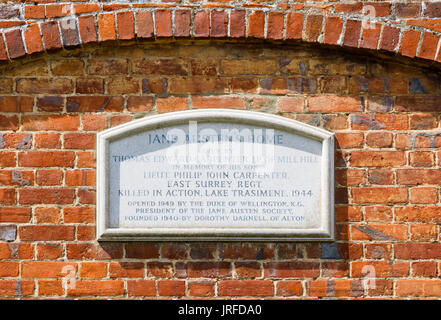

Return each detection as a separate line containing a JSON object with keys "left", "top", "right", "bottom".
{"left": 0, "top": 2, "right": 441, "bottom": 64}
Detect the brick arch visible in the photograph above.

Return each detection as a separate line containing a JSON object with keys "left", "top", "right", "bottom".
{"left": 1, "top": 3, "right": 441, "bottom": 65}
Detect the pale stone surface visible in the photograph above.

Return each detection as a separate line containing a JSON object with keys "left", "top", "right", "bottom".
{"left": 97, "top": 110, "right": 334, "bottom": 241}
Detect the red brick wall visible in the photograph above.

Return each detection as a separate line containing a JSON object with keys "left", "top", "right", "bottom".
{"left": 0, "top": 1, "right": 440, "bottom": 299}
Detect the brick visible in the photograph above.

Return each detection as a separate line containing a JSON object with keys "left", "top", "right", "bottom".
{"left": 19, "top": 189, "right": 75, "bottom": 205}
{"left": 36, "top": 96, "right": 63, "bottom": 112}
{"left": 0, "top": 207, "right": 31, "bottom": 223}
{"left": 334, "top": 3, "right": 362, "bottom": 14}
{"left": 78, "top": 15, "right": 97, "bottom": 44}
{"left": 132, "top": 58, "right": 188, "bottom": 76}
{"left": 396, "top": 280, "right": 441, "bottom": 297}
{"left": 168, "top": 77, "right": 228, "bottom": 94}
{"left": 222, "top": 59, "right": 277, "bottom": 75}
{"left": 161, "top": 244, "right": 187, "bottom": 259}
{"left": 395, "top": 206, "right": 441, "bottom": 223}
{"left": 380, "top": 26, "right": 400, "bottom": 51}
{"left": 127, "top": 96, "right": 153, "bottom": 112}
{"left": 187, "top": 262, "right": 231, "bottom": 278}
{"left": 41, "top": 21, "right": 62, "bottom": 51}
{"left": 38, "top": 280, "right": 62, "bottom": 296}
{"left": 77, "top": 226, "right": 95, "bottom": 240}
{"left": 155, "top": 10, "right": 172, "bottom": 37}
{"left": 126, "top": 243, "right": 159, "bottom": 259}
{"left": 410, "top": 187, "right": 438, "bottom": 204}
{"left": 18, "top": 151, "right": 75, "bottom": 167}
{"left": 0, "top": 115, "right": 18, "bottom": 131}
{"left": 309, "top": 280, "right": 363, "bottom": 297}
{"left": 174, "top": 10, "right": 191, "bottom": 38}
{"left": 36, "top": 243, "right": 63, "bottom": 259}
{"left": 0, "top": 280, "right": 34, "bottom": 297}
{"left": 286, "top": 13, "right": 303, "bottom": 39}
{"left": 142, "top": 78, "right": 168, "bottom": 94}
{"left": 409, "top": 152, "right": 435, "bottom": 167}
{"left": 218, "top": 280, "right": 274, "bottom": 297}
{"left": 17, "top": 78, "right": 72, "bottom": 94}
{"left": 76, "top": 78, "right": 104, "bottom": 94}
{"left": 276, "top": 280, "right": 303, "bottom": 297}
{"left": 35, "top": 133, "right": 61, "bottom": 149}
{"left": 74, "top": 4, "right": 100, "bottom": 14}
{"left": 188, "top": 281, "right": 214, "bottom": 297}
{"left": 25, "top": 5, "right": 45, "bottom": 19}
{"left": 350, "top": 151, "right": 405, "bottom": 167}
{"left": 399, "top": 29, "right": 421, "bottom": 58}
{"left": 352, "top": 187, "right": 408, "bottom": 204}
{"left": 136, "top": 11, "right": 154, "bottom": 38}
{"left": 410, "top": 224, "right": 438, "bottom": 241}
{"left": 146, "top": 262, "right": 173, "bottom": 278}
{"left": 65, "top": 170, "right": 95, "bottom": 186}
{"left": 305, "top": 15, "right": 323, "bottom": 42}
{"left": 192, "top": 96, "right": 246, "bottom": 109}
{"left": 424, "top": 2, "right": 441, "bottom": 18}
{"left": 249, "top": 11, "right": 265, "bottom": 38}
{"left": 189, "top": 244, "right": 217, "bottom": 259}
{"left": 368, "top": 169, "right": 394, "bottom": 186}
{"left": 98, "top": 14, "right": 116, "bottom": 42}
{"left": 109, "top": 262, "right": 144, "bottom": 278}
{"left": 158, "top": 280, "right": 185, "bottom": 296}
{"left": 194, "top": 10, "right": 209, "bottom": 37}
{"left": 335, "top": 133, "right": 364, "bottom": 149}
{"left": 410, "top": 114, "right": 437, "bottom": 130}
{"left": 156, "top": 96, "right": 187, "bottom": 113}
{"left": 319, "top": 76, "right": 347, "bottom": 94}
{"left": 351, "top": 261, "right": 409, "bottom": 278}
{"left": 323, "top": 16, "right": 343, "bottom": 45}
{"left": 211, "top": 10, "right": 228, "bottom": 38}
{"left": 0, "top": 97, "right": 23, "bottom": 113}
{"left": 396, "top": 243, "right": 441, "bottom": 260}
{"left": 116, "top": 11, "right": 135, "bottom": 40}
{"left": 0, "top": 261, "right": 18, "bottom": 277}
{"left": 67, "top": 243, "right": 123, "bottom": 260}
{"left": 67, "top": 96, "right": 124, "bottom": 113}
{"left": 127, "top": 280, "right": 156, "bottom": 297}
{"left": 232, "top": 262, "right": 260, "bottom": 279}
{"left": 0, "top": 224, "right": 16, "bottom": 240}
{"left": 110, "top": 115, "right": 132, "bottom": 127}
{"left": 52, "top": 59, "right": 84, "bottom": 76}
{"left": 344, "top": 20, "right": 361, "bottom": 48}
{"left": 276, "top": 96, "right": 304, "bottom": 113}
{"left": 36, "top": 169, "right": 63, "bottom": 186}
{"left": 264, "top": 262, "right": 320, "bottom": 278}
{"left": 80, "top": 262, "right": 107, "bottom": 279}
{"left": 5, "top": 29, "right": 26, "bottom": 59}
{"left": 68, "top": 280, "right": 124, "bottom": 297}
{"left": 360, "top": 23, "right": 381, "bottom": 50}
{"left": 45, "top": 4, "right": 69, "bottom": 18}
{"left": 418, "top": 32, "right": 439, "bottom": 60}
{"left": 230, "top": 10, "right": 245, "bottom": 38}
{"left": 267, "top": 12, "right": 284, "bottom": 40}
{"left": 365, "top": 132, "right": 393, "bottom": 148}
{"left": 308, "top": 96, "right": 362, "bottom": 112}
{"left": 412, "top": 261, "right": 437, "bottom": 277}
{"left": 76, "top": 151, "right": 96, "bottom": 168}
{"left": 63, "top": 206, "right": 94, "bottom": 224}
{"left": 22, "top": 261, "right": 76, "bottom": 278}
{"left": 397, "top": 169, "right": 441, "bottom": 185}
{"left": 34, "top": 207, "right": 61, "bottom": 224}
{"left": 60, "top": 18, "right": 80, "bottom": 47}
{"left": 395, "top": 3, "right": 421, "bottom": 18}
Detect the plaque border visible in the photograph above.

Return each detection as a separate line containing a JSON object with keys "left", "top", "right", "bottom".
{"left": 97, "top": 109, "right": 335, "bottom": 242}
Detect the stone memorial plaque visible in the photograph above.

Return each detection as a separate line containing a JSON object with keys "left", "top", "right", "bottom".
{"left": 97, "top": 109, "right": 334, "bottom": 241}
